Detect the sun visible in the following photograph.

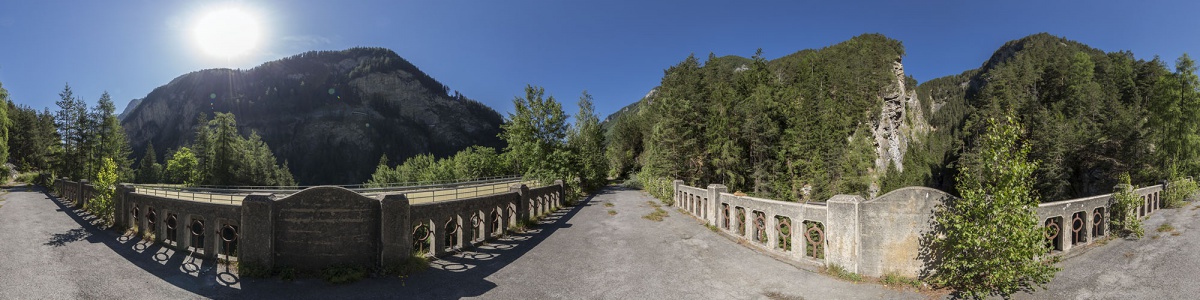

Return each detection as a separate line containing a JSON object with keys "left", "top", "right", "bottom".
{"left": 193, "top": 7, "right": 261, "bottom": 58}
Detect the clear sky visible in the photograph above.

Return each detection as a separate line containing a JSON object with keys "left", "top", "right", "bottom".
{"left": 1, "top": 0, "right": 1198, "bottom": 120}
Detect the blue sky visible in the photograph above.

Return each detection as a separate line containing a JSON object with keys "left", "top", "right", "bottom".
{"left": 1, "top": 0, "right": 1198, "bottom": 120}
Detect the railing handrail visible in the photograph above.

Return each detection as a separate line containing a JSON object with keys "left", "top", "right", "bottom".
{"left": 126, "top": 175, "right": 543, "bottom": 204}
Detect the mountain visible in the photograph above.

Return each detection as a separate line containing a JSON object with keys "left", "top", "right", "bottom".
{"left": 900, "top": 33, "right": 1168, "bottom": 200}
{"left": 603, "top": 34, "right": 927, "bottom": 200}
{"left": 117, "top": 98, "right": 141, "bottom": 121}
{"left": 120, "top": 47, "right": 505, "bottom": 185}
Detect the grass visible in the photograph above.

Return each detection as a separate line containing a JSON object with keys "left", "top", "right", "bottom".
{"left": 824, "top": 264, "right": 862, "bottom": 282}
{"left": 322, "top": 265, "right": 366, "bottom": 284}
{"left": 603, "top": 202, "right": 614, "bottom": 207}
{"left": 386, "top": 252, "right": 431, "bottom": 276}
{"left": 705, "top": 223, "right": 719, "bottom": 232}
{"left": 881, "top": 272, "right": 922, "bottom": 289}
{"left": 642, "top": 207, "right": 668, "bottom": 222}
{"left": 1158, "top": 223, "right": 1176, "bottom": 232}
{"left": 646, "top": 200, "right": 661, "bottom": 208}
{"left": 237, "top": 262, "right": 273, "bottom": 278}
{"left": 1172, "top": 231, "right": 1182, "bottom": 236}
{"left": 607, "top": 209, "right": 617, "bottom": 216}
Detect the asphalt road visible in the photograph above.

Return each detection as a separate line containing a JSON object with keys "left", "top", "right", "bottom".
{"left": 1013, "top": 200, "right": 1200, "bottom": 299}
{"left": 0, "top": 184, "right": 920, "bottom": 299}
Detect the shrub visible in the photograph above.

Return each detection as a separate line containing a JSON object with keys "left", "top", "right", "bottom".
{"left": 15, "top": 172, "right": 37, "bottom": 184}
{"left": 89, "top": 158, "right": 119, "bottom": 225}
{"left": 1112, "top": 173, "right": 1144, "bottom": 238}
{"left": 926, "top": 116, "right": 1058, "bottom": 298}
{"left": 1164, "top": 177, "right": 1198, "bottom": 208}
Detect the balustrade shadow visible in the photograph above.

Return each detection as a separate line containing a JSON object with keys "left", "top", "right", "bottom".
{"left": 38, "top": 185, "right": 594, "bottom": 299}
{"left": 42, "top": 188, "right": 241, "bottom": 298}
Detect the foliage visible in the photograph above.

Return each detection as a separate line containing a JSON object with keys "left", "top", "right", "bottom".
{"left": 902, "top": 34, "right": 1172, "bottom": 200}
{"left": 15, "top": 172, "right": 37, "bottom": 184}
{"left": 90, "top": 158, "right": 119, "bottom": 225}
{"left": 636, "top": 172, "right": 674, "bottom": 205}
{"left": 605, "top": 35, "right": 906, "bottom": 202}
{"left": 0, "top": 81, "right": 10, "bottom": 167}
{"left": 1149, "top": 54, "right": 1200, "bottom": 176}
{"left": 567, "top": 91, "right": 608, "bottom": 192}
{"left": 185, "top": 113, "right": 295, "bottom": 186}
{"left": 365, "top": 146, "right": 510, "bottom": 187}
{"left": 6, "top": 102, "right": 60, "bottom": 172}
{"left": 1164, "top": 177, "right": 1198, "bottom": 208}
{"left": 927, "top": 115, "right": 1058, "bottom": 299}
{"left": 165, "top": 147, "right": 202, "bottom": 186}
{"left": 136, "top": 143, "right": 161, "bottom": 183}
{"left": 1111, "top": 173, "right": 1144, "bottom": 238}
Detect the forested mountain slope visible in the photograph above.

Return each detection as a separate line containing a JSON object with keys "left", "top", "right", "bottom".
{"left": 606, "top": 34, "right": 927, "bottom": 201}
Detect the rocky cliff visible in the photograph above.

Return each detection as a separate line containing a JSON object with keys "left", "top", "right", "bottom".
{"left": 120, "top": 47, "right": 505, "bottom": 185}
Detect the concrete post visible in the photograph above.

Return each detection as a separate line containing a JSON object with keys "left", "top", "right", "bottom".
{"left": 459, "top": 214, "right": 474, "bottom": 248}
{"left": 673, "top": 180, "right": 683, "bottom": 208}
{"left": 554, "top": 179, "right": 565, "bottom": 207}
{"left": 240, "top": 193, "right": 276, "bottom": 270}
{"left": 826, "top": 194, "right": 863, "bottom": 273}
{"left": 707, "top": 185, "right": 726, "bottom": 225}
{"left": 481, "top": 208, "right": 494, "bottom": 241}
{"left": 513, "top": 184, "right": 530, "bottom": 222}
{"left": 381, "top": 194, "right": 412, "bottom": 267}
{"left": 204, "top": 217, "right": 220, "bottom": 258}
{"left": 76, "top": 180, "right": 87, "bottom": 209}
{"left": 115, "top": 184, "right": 129, "bottom": 229}
{"left": 432, "top": 218, "right": 447, "bottom": 257}
{"left": 765, "top": 214, "right": 778, "bottom": 249}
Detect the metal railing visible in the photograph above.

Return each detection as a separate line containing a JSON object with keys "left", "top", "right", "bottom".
{"left": 129, "top": 175, "right": 533, "bottom": 205}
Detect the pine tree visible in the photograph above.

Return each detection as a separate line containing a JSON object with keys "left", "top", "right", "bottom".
{"left": 0, "top": 82, "right": 10, "bottom": 168}
{"left": 137, "top": 142, "right": 159, "bottom": 183}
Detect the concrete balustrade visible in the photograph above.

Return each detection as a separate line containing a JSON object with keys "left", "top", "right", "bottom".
{"left": 53, "top": 178, "right": 567, "bottom": 273}
{"left": 672, "top": 180, "right": 1170, "bottom": 278}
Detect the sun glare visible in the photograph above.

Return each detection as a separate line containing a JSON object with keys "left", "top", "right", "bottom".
{"left": 194, "top": 7, "right": 261, "bottom": 58}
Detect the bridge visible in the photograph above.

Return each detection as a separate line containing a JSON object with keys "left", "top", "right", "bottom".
{"left": 0, "top": 176, "right": 1194, "bottom": 298}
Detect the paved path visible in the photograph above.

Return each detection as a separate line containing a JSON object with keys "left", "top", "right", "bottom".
{"left": 1013, "top": 201, "right": 1200, "bottom": 300}
{"left": 0, "top": 185, "right": 919, "bottom": 299}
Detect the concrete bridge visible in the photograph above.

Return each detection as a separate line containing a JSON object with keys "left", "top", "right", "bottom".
{"left": 0, "top": 177, "right": 1195, "bottom": 298}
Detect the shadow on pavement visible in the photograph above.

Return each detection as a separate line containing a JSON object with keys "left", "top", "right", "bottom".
{"left": 42, "top": 187, "right": 239, "bottom": 298}
{"left": 39, "top": 185, "right": 598, "bottom": 299}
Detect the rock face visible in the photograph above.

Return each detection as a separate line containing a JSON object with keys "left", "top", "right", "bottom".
{"left": 120, "top": 48, "right": 505, "bottom": 185}
{"left": 869, "top": 60, "right": 929, "bottom": 197}
{"left": 117, "top": 98, "right": 141, "bottom": 121}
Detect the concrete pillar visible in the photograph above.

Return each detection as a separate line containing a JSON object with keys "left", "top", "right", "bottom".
{"left": 76, "top": 180, "right": 87, "bottom": 209}
{"left": 481, "top": 209, "right": 495, "bottom": 241}
{"left": 826, "top": 194, "right": 862, "bottom": 273}
{"left": 709, "top": 184, "right": 726, "bottom": 226}
{"left": 512, "top": 184, "right": 530, "bottom": 223}
{"left": 765, "top": 214, "right": 778, "bottom": 249}
{"left": 1059, "top": 214, "right": 1072, "bottom": 253}
{"left": 673, "top": 180, "right": 683, "bottom": 208}
{"left": 381, "top": 194, "right": 412, "bottom": 267}
{"left": 204, "top": 216, "right": 219, "bottom": 259}
{"left": 459, "top": 214, "right": 474, "bottom": 248}
{"left": 432, "top": 218, "right": 447, "bottom": 257}
{"left": 240, "top": 193, "right": 276, "bottom": 270}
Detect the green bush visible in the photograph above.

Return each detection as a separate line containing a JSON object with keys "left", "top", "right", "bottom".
{"left": 638, "top": 172, "right": 674, "bottom": 205}
{"left": 0, "top": 166, "right": 10, "bottom": 183}
{"left": 1112, "top": 173, "right": 1144, "bottom": 238}
{"left": 15, "top": 172, "right": 36, "bottom": 184}
{"left": 1164, "top": 177, "right": 1198, "bottom": 208}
